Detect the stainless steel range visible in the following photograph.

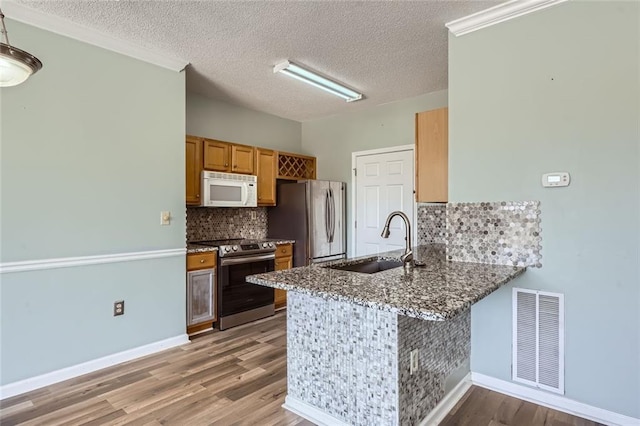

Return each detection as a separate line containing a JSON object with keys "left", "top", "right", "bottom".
{"left": 190, "top": 239, "right": 276, "bottom": 330}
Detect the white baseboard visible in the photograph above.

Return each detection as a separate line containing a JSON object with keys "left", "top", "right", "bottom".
{"left": 472, "top": 372, "right": 640, "bottom": 426}
{"left": 283, "top": 395, "right": 351, "bottom": 426}
{"left": 284, "top": 373, "right": 472, "bottom": 426}
{"left": 0, "top": 334, "right": 189, "bottom": 400}
{"left": 420, "top": 373, "right": 472, "bottom": 426}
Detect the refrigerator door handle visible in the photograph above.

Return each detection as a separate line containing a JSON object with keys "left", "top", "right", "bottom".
{"left": 325, "top": 189, "right": 331, "bottom": 243}
{"left": 329, "top": 188, "right": 335, "bottom": 243}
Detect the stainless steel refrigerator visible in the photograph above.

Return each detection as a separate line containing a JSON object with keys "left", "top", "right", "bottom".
{"left": 268, "top": 180, "right": 346, "bottom": 267}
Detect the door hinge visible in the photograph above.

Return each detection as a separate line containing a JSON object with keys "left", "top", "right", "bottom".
{"left": 353, "top": 168, "right": 357, "bottom": 177}
{"left": 355, "top": 220, "right": 357, "bottom": 229}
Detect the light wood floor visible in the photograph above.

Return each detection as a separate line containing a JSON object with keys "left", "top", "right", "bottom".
{"left": 441, "top": 386, "right": 604, "bottom": 426}
{"left": 1, "top": 311, "right": 601, "bottom": 426}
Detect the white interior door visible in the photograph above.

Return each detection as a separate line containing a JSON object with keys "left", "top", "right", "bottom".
{"left": 354, "top": 148, "right": 414, "bottom": 256}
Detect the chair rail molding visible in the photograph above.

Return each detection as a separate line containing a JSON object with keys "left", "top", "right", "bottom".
{"left": 0, "top": 248, "right": 186, "bottom": 274}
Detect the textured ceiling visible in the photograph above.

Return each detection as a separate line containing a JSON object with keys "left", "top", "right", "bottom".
{"left": 16, "top": 1, "right": 500, "bottom": 122}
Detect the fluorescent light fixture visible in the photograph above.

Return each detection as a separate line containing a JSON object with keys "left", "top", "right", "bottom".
{"left": 274, "top": 61, "right": 363, "bottom": 102}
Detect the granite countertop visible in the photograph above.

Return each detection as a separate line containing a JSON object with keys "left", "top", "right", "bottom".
{"left": 186, "top": 239, "right": 295, "bottom": 254}
{"left": 266, "top": 239, "right": 296, "bottom": 245}
{"left": 246, "top": 244, "right": 525, "bottom": 321}
{"left": 186, "top": 244, "right": 219, "bottom": 254}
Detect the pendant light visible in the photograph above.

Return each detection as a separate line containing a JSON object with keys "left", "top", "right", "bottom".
{"left": 0, "top": 8, "right": 43, "bottom": 87}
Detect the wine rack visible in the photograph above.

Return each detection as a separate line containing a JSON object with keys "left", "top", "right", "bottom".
{"left": 277, "top": 152, "right": 316, "bottom": 180}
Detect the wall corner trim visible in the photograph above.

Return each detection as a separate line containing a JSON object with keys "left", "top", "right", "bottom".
{"left": 1, "top": 0, "right": 189, "bottom": 72}
{"left": 472, "top": 372, "right": 640, "bottom": 426}
{"left": 445, "top": 0, "right": 568, "bottom": 37}
{"left": 0, "top": 334, "right": 190, "bottom": 400}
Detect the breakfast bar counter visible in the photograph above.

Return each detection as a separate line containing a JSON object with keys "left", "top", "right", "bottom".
{"left": 248, "top": 244, "right": 525, "bottom": 321}
{"left": 246, "top": 244, "right": 525, "bottom": 426}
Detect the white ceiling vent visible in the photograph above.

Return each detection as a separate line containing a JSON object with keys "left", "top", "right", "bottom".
{"left": 513, "top": 288, "right": 564, "bottom": 394}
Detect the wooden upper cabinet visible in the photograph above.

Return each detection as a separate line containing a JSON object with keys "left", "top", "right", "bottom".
{"left": 255, "top": 148, "right": 276, "bottom": 206}
{"left": 415, "top": 107, "right": 448, "bottom": 203}
{"left": 203, "top": 139, "right": 231, "bottom": 172}
{"left": 203, "top": 139, "right": 254, "bottom": 175}
{"left": 186, "top": 136, "right": 203, "bottom": 205}
{"left": 231, "top": 144, "right": 254, "bottom": 174}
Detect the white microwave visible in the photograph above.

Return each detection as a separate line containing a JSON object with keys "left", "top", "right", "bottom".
{"left": 201, "top": 171, "right": 257, "bottom": 207}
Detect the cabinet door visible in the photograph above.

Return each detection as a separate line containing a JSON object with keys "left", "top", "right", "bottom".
{"left": 274, "top": 244, "right": 292, "bottom": 309}
{"left": 232, "top": 144, "right": 254, "bottom": 174}
{"left": 185, "top": 136, "right": 203, "bottom": 205}
{"left": 203, "top": 140, "right": 231, "bottom": 172}
{"left": 275, "top": 257, "right": 292, "bottom": 271}
{"left": 256, "top": 148, "right": 276, "bottom": 206}
{"left": 186, "top": 269, "right": 216, "bottom": 326}
{"left": 416, "top": 107, "right": 448, "bottom": 202}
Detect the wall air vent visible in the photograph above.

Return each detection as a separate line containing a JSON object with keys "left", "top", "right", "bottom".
{"left": 513, "top": 288, "right": 564, "bottom": 394}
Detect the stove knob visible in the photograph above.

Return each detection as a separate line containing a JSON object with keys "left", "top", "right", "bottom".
{"left": 268, "top": 242, "right": 274, "bottom": 248}
{"left": 262, "top": 242, "right": 268, "bottom": 248}
{"left": 232, "top": 245, "right": 238, "bottom": 251}
{"left": 223, "top": 246, "right": 231, "bottom": 253}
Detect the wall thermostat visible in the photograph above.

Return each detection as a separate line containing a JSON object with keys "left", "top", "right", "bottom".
{"left": 542, "top": 172, "right": 570, "bottom": 187}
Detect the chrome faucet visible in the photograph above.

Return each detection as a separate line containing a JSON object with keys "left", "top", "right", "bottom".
{"left": 380, "top": 211, "right": 413, "bottom": 265}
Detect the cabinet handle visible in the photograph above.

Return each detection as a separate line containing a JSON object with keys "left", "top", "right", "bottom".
{"left": 225, "top": 163, "right": 229, "bottom": 167}
{"left": 233, "top": 165, "right": 237, "bottom": 168}
{"left": 200, "top": 259, "right": 205, "bottom": 263}
{"left": 281, "top": 249, "right": 286, "bottom": 253}
{"left": 196, "top": 194, "right": 200, "bottom": 198}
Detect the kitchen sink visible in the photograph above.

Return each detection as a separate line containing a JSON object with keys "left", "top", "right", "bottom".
{"left": 328, "top": 259, "right": 404, "bottom": 274}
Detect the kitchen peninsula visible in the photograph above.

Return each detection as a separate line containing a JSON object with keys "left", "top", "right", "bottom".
{"left": 247, "top": 244, "right": 525, "bottom": 426}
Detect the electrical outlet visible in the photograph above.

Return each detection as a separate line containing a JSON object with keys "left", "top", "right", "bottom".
{"left": 114, "top": 300, "right": 125, "bottom": 316}
{"left": 160, "top": 211, "right": 171, "bottom": 226}
{"left": 410, "top": 349, "right": 419, "bottom": 375}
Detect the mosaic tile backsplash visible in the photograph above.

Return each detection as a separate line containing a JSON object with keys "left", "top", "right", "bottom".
{"left": 186, "top": 207, "right": 267, "bottom": 241}
{"left": 446, "top": 201, "right": 542, "bottom": 267}
{"left": 417, "top": 203, "right": 447, "bottom": 245}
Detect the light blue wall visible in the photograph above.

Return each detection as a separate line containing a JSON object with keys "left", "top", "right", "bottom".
{"left": 186, "top": 92, "right": 302, "bottom": 152}
{"left": 301, "top": 90, "right": 448, "bottom": 254}
{"left": 0, "top": 20, "right": 186, "bottom": 384}
{"left": 448, "top": 1, "right": 639, "bottom": 418}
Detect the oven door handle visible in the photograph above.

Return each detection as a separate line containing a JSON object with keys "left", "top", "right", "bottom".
{"left": 220, "top": 253, "right": 275, "bottom": 266}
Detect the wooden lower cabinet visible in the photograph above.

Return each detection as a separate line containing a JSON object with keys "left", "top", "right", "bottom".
{"left": 186, "top": 252, "right": 217, "bottom": 336}
{"left": 274, "top": 243, "right": 293, "bottom": 309}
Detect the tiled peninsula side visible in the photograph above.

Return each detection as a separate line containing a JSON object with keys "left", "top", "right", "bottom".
{"left": 287, "top": 292, "right": 470, "bottom": 426}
